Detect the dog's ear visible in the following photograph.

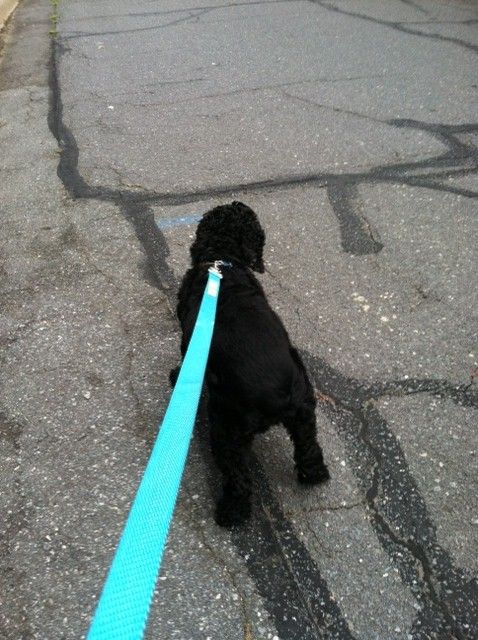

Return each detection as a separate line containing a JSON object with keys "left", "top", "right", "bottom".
{"left": 242, "top": 223, "right": 265, "bottom": 273}
{"left": 241, "top": 243, "right": 264, "bottom": 271}
{"left": 189, "top": 210, "right": 215, "bottom": 265}
{"left": 189, "top": 235, "right": 204, "bottom": 265}
{"left": 250, "top": 253, "right": 265, "bottom": 273}
{"left": 255, "top": 260, "right": 265, "bottom": 273}
{"left": 230, "top": 202, "right": 266, "bottom": 272}
{"left": 189, "top": 235, "right": 202, "bottom": 265}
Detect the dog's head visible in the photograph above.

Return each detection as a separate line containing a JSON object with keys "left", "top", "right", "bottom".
{"left": 190, "top": 201, "right": 265, "bottom": 272}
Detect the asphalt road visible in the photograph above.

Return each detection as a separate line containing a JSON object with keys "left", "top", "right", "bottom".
{"left": 1, "top": 0, "right": 477, "bottom": 639}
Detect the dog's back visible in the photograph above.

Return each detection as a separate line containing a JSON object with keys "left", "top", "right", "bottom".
{"left": 179, "top": 264, "right": 313, "bottom": 428}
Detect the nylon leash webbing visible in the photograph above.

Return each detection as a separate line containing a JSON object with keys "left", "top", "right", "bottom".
{"left": 87, "top": 266, "right": 223, "bottom": 640}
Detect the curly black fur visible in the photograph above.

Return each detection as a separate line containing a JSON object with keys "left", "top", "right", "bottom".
{"left": 173, "top": 202, "right": 329, "bottom": 527}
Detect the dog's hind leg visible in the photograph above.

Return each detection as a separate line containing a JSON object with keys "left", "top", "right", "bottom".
{"left": 283, "top": 407, "right": 330, "bottom": 485}
{"left": 208, "top": 401, "right": 253, "bottom": 527}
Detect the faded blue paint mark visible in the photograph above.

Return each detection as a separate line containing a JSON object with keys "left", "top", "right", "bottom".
{"left": 155, "top": 213, "right": 202, "bottom": 229}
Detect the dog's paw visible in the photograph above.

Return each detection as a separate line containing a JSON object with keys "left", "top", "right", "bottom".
{"left": 215, "top": 495, "right": 251, "bottom": 528}
{"left": 169, "top": 366, "right": 180, "bottom": 388}
{"left": 297, "top": 462, "right": 330, "bottom": 485}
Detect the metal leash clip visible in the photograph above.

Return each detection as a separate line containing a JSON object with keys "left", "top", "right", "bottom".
{"left": 208, "top": 261, "right": 224, "bottom": 279}
{"left": 209, "top": 260, "right": 232, "bottom": 278}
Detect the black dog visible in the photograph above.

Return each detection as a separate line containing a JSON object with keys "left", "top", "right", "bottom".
{"left": 172, "top": 201, "right": 329, "bottom": 526}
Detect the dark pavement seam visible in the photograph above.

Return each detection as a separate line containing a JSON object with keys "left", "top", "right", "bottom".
{"left": 306, "top": 352, "right": 478, "bottom": 639}
{"left": 307, "top": 0, "right": 478, "bottom": 55}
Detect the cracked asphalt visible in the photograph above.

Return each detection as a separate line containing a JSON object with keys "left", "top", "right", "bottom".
{"left": 1, "top": 0, "right": 477, "bottom": 638}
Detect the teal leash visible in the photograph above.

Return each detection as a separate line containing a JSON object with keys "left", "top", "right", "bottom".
{"left": 87, "top": 264, "right": 223, "bottom": 640}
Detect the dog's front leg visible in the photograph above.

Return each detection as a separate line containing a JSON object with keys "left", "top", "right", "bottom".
{"left": 209, "top": 405, "right": 253, "bottom": 527}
